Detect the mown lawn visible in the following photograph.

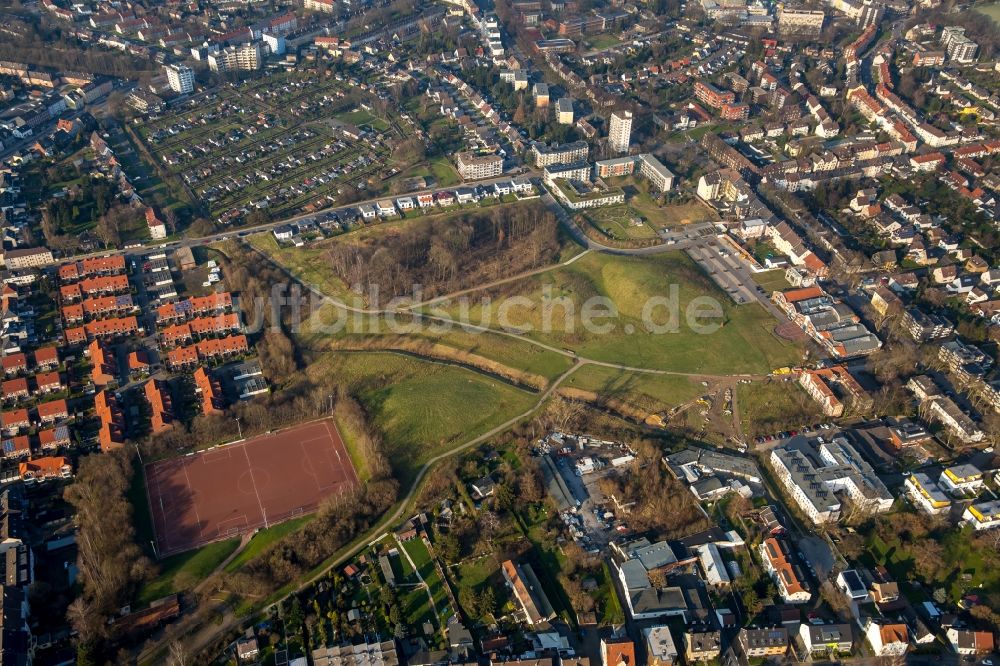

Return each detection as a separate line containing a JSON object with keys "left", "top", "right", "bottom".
{"left": 138, "top": 538, "right": 240, "bottom": 605}
{"left": 439, "top": 251, "right": 802, "bottom": 375}
{"left": 336, "top": 109, "right": 390, "bottom": 132}
{"left": 224, "top": 516, "right": 313, "bottom": 573}
{"left": 752, "top": 269, "right": 792, "bottom": 293}
{"left": 562, "top": 365, "right": 704, "bottom": 413}
{"left": 302, "top": 352, "right": 538, "bottom": 488}
{"left": 737, "top": 378, "right": 822, "bottom": 437}
{"left": 596, "top": 562, "right": 625, "bottom": 625}
{"left": 401, "top": 538, "right": 450, "bottom": 627}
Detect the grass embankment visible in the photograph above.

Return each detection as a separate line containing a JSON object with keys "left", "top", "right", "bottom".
{"left": 560, "top": 365, "right": 706, "bottom": 418}
{"left": 974, "top": 2, "right": 1000, "bottom": 26}
{"left": 223, "top": 517, "right": 315, "bottom": 574}
{"left": 302, "top": 352, "right": 538, "bottom": 488}
{"left": 438, "top": 252, "right": 801, "bottom": 375}
{"left": 138, "top": 539, "right": 241, "bottom": 605}
{"left": 300, "top": 310, "right": 571, "bottom": 390}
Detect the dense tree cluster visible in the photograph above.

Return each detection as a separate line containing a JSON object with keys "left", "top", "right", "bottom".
{"left": 0, "top": 19, "right": 154, "bottom": 78}
{"left": 64, "top": 451, "right": 153, "bottom": 647}
{"left": 597, "top": 440, "right": 712, "bottom": 538}
{"left": 325, "top": 203, "right": 561, "bottom": 298}
{"left": 221, "top": 243, "right": 303, "bottom": 384}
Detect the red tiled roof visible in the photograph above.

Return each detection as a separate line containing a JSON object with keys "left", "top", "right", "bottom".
{"left": 128, "top": 350, "right": 149, "bottom": 370}
{"left": 781, "top": 286, "right": 825, "bottom": 302}
{"left": 2, "top": 353, "right": 27, "bottom": 373}
{"left": 3, "top": 436, "right": 31, "bottom": 457}
{"left": 60, "top": 283, "right": 82, "bottom": 301}
{"left": 19, "top": 455, "right": 71, "bottom": 480}
{"left": 84, "top": 316, "right": 139, "bottom": 339}
{"left": 34, "top": 371, "right": 62, "bottom": 391}
{"left": 38, "top": 427, "right": 70, "bottom": 447}
{"left": 62, "top": 304, "right": 84, "bottom": 322}
{"left": 196, "top": 334, "right": 248, "bottom": 358}
{"left": 95, "top": 390, "right": 125, "bottom": 452}
{"left": 144, "top": 380, "right": 173, "bottom": 433}
{"left": 2, "top": 377, "right": 29, "bottom": 398}
{"left": 35, "top": 399, "right": 68, "bottom": 420}
{"left": 79, "top": 255, "right": 126, "bottom": 276}
{"left": 2, "top": 408, "right": 29, "bottom": 427}
{"left": 79, "top": 274, "right": 129, "bottom": 296}
{"left": 193, "top": 367, "right": 224, "bottom": 415}
{"left": 166, "top": 345, "right": 199, "bottom": 368}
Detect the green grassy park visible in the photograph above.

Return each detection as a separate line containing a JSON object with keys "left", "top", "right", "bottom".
{"left": 138, "top": 538, "right": 241, "bottom": 605}
{"left": 975, "top": 2, "right": 1000, "bottom": 25}
{"left": 302, "top": 352, "right": 538, "bottom": 487}
{"left": 562, "top": 365, "right": 705, "bottom": 414}
{"left": 437, "top": 251, "right": 802, "bottom": 375}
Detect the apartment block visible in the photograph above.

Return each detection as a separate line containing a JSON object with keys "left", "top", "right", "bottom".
{"left": 165, "top": 63, "right": 194, "bottom": 94}
{"left": 608, "top": 110, "right": 633, "bottom": 154}
{"left": 531, "top": 140, "right": 588, "bottom": 167}
{"left": 770, "top": 438, "right": 893, "bottom": 524}
{"left": 456, "top": 152, "right": 503, "bottom": 180}
{"left": 208, "top": 43, "right": 262, "bottom": 72}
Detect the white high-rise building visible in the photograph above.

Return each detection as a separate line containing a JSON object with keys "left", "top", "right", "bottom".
{"left": 609, "top": 110, "right": 633, "bottom": 154}
{"left": 208, "top": 43, "right": 262, "bottom": 72}
{"left": 165, "top": 64, "right": 194, "bottom": 94}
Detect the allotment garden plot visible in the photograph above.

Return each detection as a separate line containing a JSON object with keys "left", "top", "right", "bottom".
{"left": 133, "top": 73, "right": 400, "bottom": 221}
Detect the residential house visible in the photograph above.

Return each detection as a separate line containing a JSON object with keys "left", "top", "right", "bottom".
{"left": 738, "top": 628, "right": 788, "bottom": 658}
{"left": 684, "top": 630, "right": 721, "bottom": 662}
{"left": 865, "top": 622, "right": 909, "bottom": 656}
{"left": 947, "top": 628, "right": 995, "bottom": 655}
{"left": 799, "top": 623, "right": 853, "bottom": 656}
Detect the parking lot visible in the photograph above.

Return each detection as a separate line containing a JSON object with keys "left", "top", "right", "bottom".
{"left": 686, "top": 239, "right": 758, "bottom": 304}
{"left": 134, "top": 72, "right": 405, "bottom": 222}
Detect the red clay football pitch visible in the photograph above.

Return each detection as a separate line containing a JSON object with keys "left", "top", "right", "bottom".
{"left": 145, "top": 418, "right": 359, "bottom": 556}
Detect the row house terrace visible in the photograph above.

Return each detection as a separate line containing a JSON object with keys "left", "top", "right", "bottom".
{"left": 60, "top": 274, "right": 131, "bottom": 302}
{"left": 64, "top": 316, "right": 140, "bottom": 345}
{"left": 156, "top": 292, "right": 234, "bottom": 324}
{"left": 165, "top": 334, "right": 249, "bottom": 370}
{"left": 193, "top": 367, "right": 225, "bottom": 416}
{"left": 145, "top": 380, "right": 174, "bottom": 434}
{"left": 61, "top": 294, "right": 136, "bottom": 325}
{"left": 96, "top": 389, "right": 125, "bottom": 452}
{"left": 0, "top": 347, "right": 58, "bottom": 377}
{"left": 1, "top": 371, "right": 63, "bottom": 402}
{"left": 58, "top": 255, "right": 127, "bottom": 283}
{"left": 159, "top": 313, "right": 242, "bottom": 347}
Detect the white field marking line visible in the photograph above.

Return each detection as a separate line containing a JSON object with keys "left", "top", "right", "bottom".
{"left": 182, "top": 464, "right": 205, "bottom": 537}
{"left": 216, "top": 513, "right": 248, "bottom": 537}
{"left": 201, "top": 447, "right": 234, "bottom": 463}
{"left": 241, "top": 444, "right": 269, "bottom": 526}
{"left": 324, "top": 420, "right": 360, "bottom": 485}
{"left": 297, "top": 422, "right": 349, "bottom": 491}
{"left": 299, "top": 435, "right": 325, "bottom": 494}
{"left": 147, "top": 463, "right": 169, "bottom": 553}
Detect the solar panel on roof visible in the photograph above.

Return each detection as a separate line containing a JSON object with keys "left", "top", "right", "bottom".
{"left": 2, "top": 440, "right": 14, "bottom": 454}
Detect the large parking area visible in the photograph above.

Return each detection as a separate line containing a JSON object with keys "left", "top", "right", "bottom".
{"left": 686, "top": 239, "right": 758, "bottom": 305}
{"left": 134, "top": 72, "right": 405, "bottom": 221}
